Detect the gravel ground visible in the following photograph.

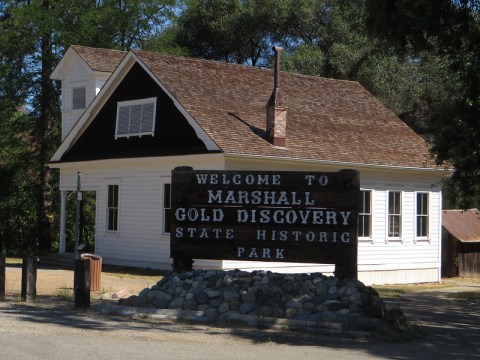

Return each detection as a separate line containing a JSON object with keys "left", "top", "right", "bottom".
{"left": 2, "top": 265, "right": 480, "bottom": 359}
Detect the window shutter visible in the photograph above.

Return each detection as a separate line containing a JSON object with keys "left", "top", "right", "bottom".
{"left": 72, "top": 87, "right": 86, "bottom": 110}
{"left": 129, "top": 104, "right": 142, "bottom": 134}
{"left": 141, "top": 102, "right": 155, "bottom": 133}
{"left": 115, "top": 98, "right": 156, "bottom": 139}
{"left": 117, "top": 105, "right": 130, "bottom": 136}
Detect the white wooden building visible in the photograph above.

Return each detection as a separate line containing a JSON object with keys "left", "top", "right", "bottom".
{"left": 50, "top": 45, "right": 448, "bottom": 285}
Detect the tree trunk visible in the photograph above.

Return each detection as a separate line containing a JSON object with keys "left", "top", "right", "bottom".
{"left": 37, "top": 0, "right": 57, "bottom": 253}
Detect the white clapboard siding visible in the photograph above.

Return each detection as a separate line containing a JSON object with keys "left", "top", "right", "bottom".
{"left": 93, "top": 172, "right": 166, "bottom": 268}
{"left": 221, "top": 260, "right": 335, "bottom": 275}
{"left": 60, "top": 58, "right": 109, "bottom": 140}
{"left": 57, "top": 156, "right": 443, "bottom": 284}
{"left": 359, "top": 268, "right": 440, "bottom": 285}
{"left": 59, "top": 155, "right": 225, "bottom": 269}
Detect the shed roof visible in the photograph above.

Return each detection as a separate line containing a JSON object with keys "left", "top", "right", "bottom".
{"left": 57, "top": 45, "right": 438, "bottom": 170}
{"left": 443, "top": 209, "right": 480, "bottom": 242}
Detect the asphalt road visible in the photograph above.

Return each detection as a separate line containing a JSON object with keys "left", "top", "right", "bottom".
{"left": 1, "top": 288, "right": 480, "bottom": 360}
{"left": 1, "top": 266, "right": 479, "bottom": 359}
{"left": 0, "top": 299, "right": 416, "bottom": 360}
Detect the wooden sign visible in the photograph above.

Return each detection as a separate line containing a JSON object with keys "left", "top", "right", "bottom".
{"left": 170, "top": 168, "right": 359, "bottom": 278}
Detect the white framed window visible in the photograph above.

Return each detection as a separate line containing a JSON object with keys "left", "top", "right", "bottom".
{"left": 107, "top": 184, "right": 119, "bottom": 232}
{"left": 415, "top": 192, "right": 429, "bottom": 240}
{"left": 163, "top": 183, "right": 171, "bottom": 234}
{"left": 115, "top": 97, "right": 157, "bottom": 139}
{"left": 387, "top": 191, "right": 402, "bottom": 240}
{"left": 72, "top": 86, "right": 86, "bottom": 110}
{"left": 358, "top": 190, "right": 372, "bottom": 240}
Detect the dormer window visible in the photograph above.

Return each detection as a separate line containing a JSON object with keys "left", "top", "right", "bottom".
{"left": 72, "top": 86, "right": 86, "bottom": 110}
{"left": 115, "top": 97, "right": 157, "bottom": 139}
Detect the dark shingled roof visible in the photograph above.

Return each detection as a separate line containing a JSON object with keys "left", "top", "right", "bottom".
{"left": 71, "top": 45, "right": 436, "bottom": 169}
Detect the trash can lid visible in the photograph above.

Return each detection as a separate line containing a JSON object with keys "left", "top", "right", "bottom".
{"left": 81, "top": 253, "right": 102, "bottom": 260}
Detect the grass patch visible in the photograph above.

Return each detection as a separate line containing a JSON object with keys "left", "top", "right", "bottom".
{"left": 375, "top": 288, "right": 407, "bottom": 299}
{"left": 443, "top": 277, "right": 480, "bottom": 286}
{"left": 6, "top": 257, "right": 23, "bottom": 265}
{"left": 374, "top": 283, "right": 450, "bottom": 299}
{"left": 101, "top": 265, "right": 163, "bottom": 281}
{"left": 55, "top": 286, "right": 73, "bottom": 301}
{"left": 447, "top": 291, "right": 480, "bottom": 304}
{"left": 394, "top": 320, "right": 426, "bottom": 340}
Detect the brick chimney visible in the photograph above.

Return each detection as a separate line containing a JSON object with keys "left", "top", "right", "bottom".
{"left": 266, "top": 46, "right": 287, "bottom": 147}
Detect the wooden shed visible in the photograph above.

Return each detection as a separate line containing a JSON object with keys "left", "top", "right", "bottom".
{"left": 442, "top": 209, "right": 480, "bottom": 277}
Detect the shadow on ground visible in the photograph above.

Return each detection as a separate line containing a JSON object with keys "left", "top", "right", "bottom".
{"left": 1, "top": 285, "right": 480, "bottom": 359}
{"left": 2, "top": 261, "right": 480, "bottom": 359}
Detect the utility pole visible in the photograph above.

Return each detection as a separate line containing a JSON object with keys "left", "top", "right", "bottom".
{"left": 75, "top": 171, "right": 82, "bottom": 260}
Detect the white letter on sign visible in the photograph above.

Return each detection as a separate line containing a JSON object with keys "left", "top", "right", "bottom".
{"left": 236, "top": 247, "right": 245, "bottom": 257}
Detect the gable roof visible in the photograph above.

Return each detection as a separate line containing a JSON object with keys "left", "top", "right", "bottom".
{"left": 443, "top": 209, "right": 480, "bottom": 242}
{"left": 50, "top": 45, "right": 127, "bottom": 80}
{"left": 70, "top": 45, "right": 126, "bottom": 73}
{"left": 52, "top": 45, "right": 438, "bottom": 170}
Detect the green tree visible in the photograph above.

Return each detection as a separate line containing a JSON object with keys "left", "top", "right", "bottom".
{"left": 171, "top": 0, "right": 464, "bottom": 176}
{"left": 173, "top": 0, "right": 293, "bottom": 66}
{"left": 356, "top": 51, "right": 461, "bottom": 136}
{"left": 55, "top": 0, "right": 176, "bottom": 50}
{"left": 366, "top": 0, "right": 480, "bottom": 208}
{"left": 0, "top": 104, "right": 39, "bottom": 255}
{"left": 281, "top": 0, "right": 377, "bottom": 78}
{"left": 281, "top": 0, "right": 460, "bottom": 136}
{"left": 0, "top": 0, "right": 177, "bottom": 255}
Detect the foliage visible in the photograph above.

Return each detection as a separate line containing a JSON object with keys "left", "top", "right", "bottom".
{"left": 284, "top": 0, "right": 477, "bottom": 208}
{"left": 0, "top": 0, "right": 177, "bottom": 256}
{"left": 357, "top": 51, "right": 462, "bottom": 136}
{"left": 2, "top": 0, "right": 480, "bottom": 257}
{"left": 0, "top": 105, "right": 39, "bottom": 255}
{"left": 60, "top": 191, "right": 97, "bottom": 253}
{"left": 54, "top": 0, "right": 176, "bottom": 50}
{"left": 366, "top": 0, "right": 480, "bottom": 208}
{"left": 280, "top": 0, "right": 377, "bottom": 78}
{"left": 281, "top": 1, "right": 461, "bottom": 139}
{"left": 173, "top": 0, "right": 293, "bottom": 66}
{"left": 281, "top": 43, "right": 325, "bottom": 76}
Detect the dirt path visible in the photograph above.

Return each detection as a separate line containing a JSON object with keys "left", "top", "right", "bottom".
{"left": 4, "top": 266, "right": 161, "bottom": 300}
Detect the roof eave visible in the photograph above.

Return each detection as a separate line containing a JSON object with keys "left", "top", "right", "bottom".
{"left": 224, "top": 152, "right": 451, "bottom": 174}
{"left": 50, "top": 50, "right": 221, "bottom": 163}
{"left": 50, "top": 52, "right": 139, "bottom": 162}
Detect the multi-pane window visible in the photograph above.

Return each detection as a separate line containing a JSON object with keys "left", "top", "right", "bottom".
{"left": 358, "top": 190, "right": 372, "bottom": 238}
{"left": 72, "top": 86, "right": 86, "bottom": 110}
{"left": 163, "top": 183, "right": 171, "bottom": 234}
{"left": 107, "top": 184, "right": 119, "bottom": 232}
{"left": 388, "top": 191, "right": 402, "bottom": 238}
{"left": 115, "top": 97, "right": 157, "bottom": 139}
{"left": 416, "top": 193, "right": 429, "bottom": 238}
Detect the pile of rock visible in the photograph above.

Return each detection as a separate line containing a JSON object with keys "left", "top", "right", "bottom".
{"left": 120, "top": 269, "right": 401, "bottom": 333}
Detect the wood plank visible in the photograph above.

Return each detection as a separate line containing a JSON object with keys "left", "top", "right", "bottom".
{"left": 171, "top": 169, "right": 359, "bottom": 276}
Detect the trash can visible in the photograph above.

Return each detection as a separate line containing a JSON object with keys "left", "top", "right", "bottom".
{"left": 81, "top": 253, "right": 102, "bottom": 291}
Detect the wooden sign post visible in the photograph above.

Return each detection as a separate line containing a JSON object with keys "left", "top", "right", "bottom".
{"left": 21, "top": 257, "right": 37, "bottom": 302}
{"left": 74, "top": 259, "right": 90, "bottom": 308}
{"left": 171, "top": 169, "right": 359, "bottom": 279}
{"left": 0, "top": 255, "right": 5, "bottom": 300}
